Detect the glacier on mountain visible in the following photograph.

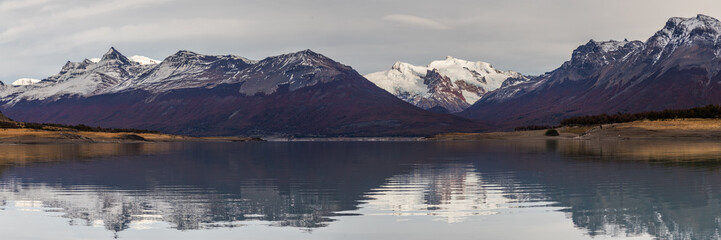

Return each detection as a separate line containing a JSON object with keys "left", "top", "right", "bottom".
{"left": 365, "top": 56, "right": 528, "bottom": 112}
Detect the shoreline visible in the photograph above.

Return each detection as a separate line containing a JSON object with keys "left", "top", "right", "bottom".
{"left": 2, "top": 118, "right": 721, "bottom": 144}
{"left": 425, "top": 119, "right": 721, "bottom": 141}
{"left": 0, "top": 128, "right": 263, "bottom": 144}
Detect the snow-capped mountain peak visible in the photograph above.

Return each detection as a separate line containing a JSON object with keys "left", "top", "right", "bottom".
{"left": 11, "top": 78, "right": 41, "bottom": 86}
{"left": 234, "top": 49, "right": 354, "bottom": 95}
{"left": 646, "top": 14, "right": 721, "bottom": 63}
{"left": 365, "top": 57, "right": 529, "bottom": 112}
{"left": 262, "top": 49, "right": 336, "bottom": 68}
{"left": 462, "top": 14, "right": 721, "bottom": 129}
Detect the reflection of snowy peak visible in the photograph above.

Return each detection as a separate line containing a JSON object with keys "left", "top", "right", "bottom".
{"left": 365, "top": 57, "right": 528, "bottom": 112}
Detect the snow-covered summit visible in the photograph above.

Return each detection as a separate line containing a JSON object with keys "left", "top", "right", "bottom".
{"left": 11, "top": 78, "right": 41, "bottom": 86}
{"left": 660, "top": 14, "right": 721, "bottom": 42}
{"left": 646, "top": 14, "right": 721, "bottom": 62}
{"left": 119, "top": 50, "right": 256, "bottom": 92}
{"left": 234, "top": 49, "right": 354, "bottom": 95}
{"left": 87, "top": 50, "right": 159, "bottom": 66}
{"left": 365, "top": 57, "right": 528, "bottom": 112}
{"left": 129, "top": 55, "right": 161, "bottom": 65}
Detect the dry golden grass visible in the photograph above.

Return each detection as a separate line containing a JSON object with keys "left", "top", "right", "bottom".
{"left": 620, "top": 119, "right": 721, "bottom": 131}
{"left": 429, "top": 119, "right": 721, "bottom": 141}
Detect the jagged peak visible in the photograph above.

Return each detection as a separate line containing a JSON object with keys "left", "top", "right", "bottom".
{"left": 583, "top": 39, "right": 640, "bottom": 53}
{"left": 100, "top": 47, "right": 131, "bottom": 64}
{"left": 666, "top": 14, "right": 720, "bottom": 26}
{"left": 656, "top": 14, "right": 721, "bottom": 40}
{"left": 61, "top": 60, "right": 74, "bottom": 68}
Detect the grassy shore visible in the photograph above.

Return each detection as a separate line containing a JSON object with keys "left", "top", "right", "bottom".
{"left": 0, "top": 128, "right": 262, "bottom": 144}
{"left": 426, "top": 119, "right": 721, "bottom": 141}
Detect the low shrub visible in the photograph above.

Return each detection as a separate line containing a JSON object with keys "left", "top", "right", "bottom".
{"left": 545, "top": 129, "right": 560, "bottom": 136}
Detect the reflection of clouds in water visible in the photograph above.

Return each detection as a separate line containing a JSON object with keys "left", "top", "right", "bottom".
{"left": 361, "top": 164, "right": 543, "bottom": 223}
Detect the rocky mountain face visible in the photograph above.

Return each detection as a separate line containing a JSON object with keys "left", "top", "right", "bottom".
{"left": 0, "top": 48, "right": 482, "bottom": 137}
{"left": 365, "top": 57, "right": 529, "bottom": 113}
{"left": 461, "top": 14, "right": 721, "bottom": 129}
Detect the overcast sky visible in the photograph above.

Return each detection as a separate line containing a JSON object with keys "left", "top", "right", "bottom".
{"left": 1, "top": 0, "right": 720, "bottom": 83}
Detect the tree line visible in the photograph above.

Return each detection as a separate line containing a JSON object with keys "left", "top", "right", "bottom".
{"left": 560, "top": 104, "right": 721, "bottom": 126}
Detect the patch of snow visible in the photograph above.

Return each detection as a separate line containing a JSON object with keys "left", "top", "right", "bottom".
{"left": 365, "top": 61, "right": 429, "bottom": 97}
{"left": 89, "top": 58, "right": 101, "bottom": 63}
{"left": 591, "top": 40, "right": 630, "bottom": 52}
{"left": 129, "top": 55, "right": 161, "bottom": 65}
{"left": 461, "top": 90, "right": 481, "bottom": 104}
{"left": 11, "top": 78, "right": 41, "bottom": 86}
{"left": 428, "top": 56, "right": 525, "bottom": 91}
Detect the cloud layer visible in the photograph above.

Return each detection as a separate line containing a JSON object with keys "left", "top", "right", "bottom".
{"left": 0, "top": 0, "right": 720, "bottom": 83}
{"left": 383, "top": 14, "right": 450, "bottom": 30}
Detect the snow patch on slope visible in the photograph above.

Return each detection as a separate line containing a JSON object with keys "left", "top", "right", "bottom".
{"left": 11, "top": 78, "right": 41, "bottom": 86}
{"left": 129, "top": 55, "right": 161, "bottom": 65}
{"left": 365, "top": 61, "right": 429, "bottom": 97}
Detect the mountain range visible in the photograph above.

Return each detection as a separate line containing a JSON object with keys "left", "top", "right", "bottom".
{"left": 1, "top": 14, "right": 720, "bottom": 136}
{"left": 0, "top": 48, "right": 481, "bottom": 137}
{"left": 460, "top": 14, "right": 721, "bottom": 129}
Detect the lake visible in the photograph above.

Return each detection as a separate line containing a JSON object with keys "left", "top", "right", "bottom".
{"left": 1, "top": 140, "right": 720, "bottom": 239}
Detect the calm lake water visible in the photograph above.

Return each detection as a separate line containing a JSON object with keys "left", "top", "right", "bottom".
{"left": 1, "top": 140, "right": 721, "bottom": 239}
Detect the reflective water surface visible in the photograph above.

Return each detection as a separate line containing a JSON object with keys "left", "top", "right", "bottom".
{"left": 1, "top": 140, "right": 721, "bottom": 239}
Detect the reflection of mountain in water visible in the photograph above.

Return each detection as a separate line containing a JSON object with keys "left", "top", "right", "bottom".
{"left": 362, "top": 163, "right": 548, "bottom": 223}
{"left": 476, "top": 140, "right": 721, "bottom": 239}
{"left": 2, "top": 141, "right": 721, "bottom": 239}
{"left": 0, "top": 142, "right": 467, "bottom": 233}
